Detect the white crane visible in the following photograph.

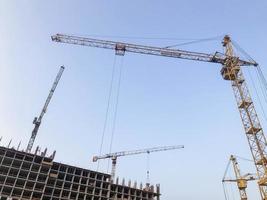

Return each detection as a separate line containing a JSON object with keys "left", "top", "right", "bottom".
{"left": 92, "top": 145, "right": 184, "bottom": 182}
{"left": 26, "top": 66, "right": 65, "bottom": 153}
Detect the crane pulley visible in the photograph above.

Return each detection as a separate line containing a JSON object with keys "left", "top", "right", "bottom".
{"left": 92, "top": 145, "right": 184, "bottom": 182}
{"left": 26, "top": 66, "right": 65, "bottom": 153}
{"left": 52, "top": 34, "right": 267, "bottom": 199}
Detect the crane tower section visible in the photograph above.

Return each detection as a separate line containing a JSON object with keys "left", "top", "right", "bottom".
{"left": 222, "top": 36, "right": 267, "bottom": 199}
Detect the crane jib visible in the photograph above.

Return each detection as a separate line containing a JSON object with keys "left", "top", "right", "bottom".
{"left": 51, "top": 34, "right": 257, "bottom": 67}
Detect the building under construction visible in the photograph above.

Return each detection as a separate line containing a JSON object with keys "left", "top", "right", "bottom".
{"left": 0, "top": 60, "right": 165, "bottom": 200}
{"left": 0, "top": 145, "right": 160, "bottom": 200}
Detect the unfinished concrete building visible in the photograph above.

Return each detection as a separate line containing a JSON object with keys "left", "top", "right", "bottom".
{"left": 0, "top": 146, "right": 160, "bottom": 200}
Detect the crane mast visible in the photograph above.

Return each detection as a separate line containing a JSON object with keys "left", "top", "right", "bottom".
{"left": 231, "top": 155, "right": 249, "bottom": 200}
{"left": 93, "top": 145, "right": 184, "bottom": 182}
{"left": 51, "top": 34, "right": 267, "bottom": 198}
{"left": 26, "top": 66, "right": 65, "bottom": 153}
{"left": 222, "top": 36, "right": 267, "bottom": 199}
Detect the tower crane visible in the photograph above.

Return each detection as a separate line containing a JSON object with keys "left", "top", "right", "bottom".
{"left": 92, "top": 145, "right": 184, "bottom": 182}
{"left": 26, "top": 66, "right": 65, "bottom": 153}
{"left": 51, "top": 34, "right": 267, "bottom": 199}
{"left": 222, "top": 155, "right": 257, "bottom": 200}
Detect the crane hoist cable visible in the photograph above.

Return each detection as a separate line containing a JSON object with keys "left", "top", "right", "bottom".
{"left": 231, "top": 40, "right": 256, "bottom": 64}
{"left": 223, "top": 168, "right": 237, "bottom": 200}
{"left": 97, "top": 55, "right": 117, "bottom": 170}
{"left": 232, "top": 40, "right": 267, "bottom": 113}
{"left": 232, "top": 40, "right": 267, "bottom": 115}
{"left": 165, "top": 35, "right": 224, "bottom": 49}
{"left": 223, "top": 181, "right": 230, "bottom": 200}
{"left": 234, "top": 155, "right": 254, "bottom": 163}
{"left": 223, "top": 158, "right": 232, "bottom": 181}
{"left": 98, "top": 55, "right": 124, "bottom": 171}
{"left": 245, "top": 68, "right": 267, "bottom": 122}
{"left": 107, "top": 56, "right": 124, "bottom": 173}
{"left": 223, "top": 181, "right": 236, "bottom": 200}
{"left": 232, "top": 40, "right": 267, "bottom": 107}
{"left": 257, "top": 67, "right": 267, "bottom": 90}
{"left": 255, "top": 68, "right": 267, "bottom": 104}
{"left": 146, "top": 151, "right": 150, "bottom": 185}
{"left": 230, "top": 183, "right": 237, "bottom": 200}
{"left": 63, "top": 33, "right": 226, "bottom": 42}
{"left": 256, "top": 67, "right": 267, "bottom": 103}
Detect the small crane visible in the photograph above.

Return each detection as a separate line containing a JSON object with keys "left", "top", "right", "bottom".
{"left": 222, "top": 155, "right": 257, "bottom": 200}
{"left": 26, "top": 66, "right": 65, "bottom": 153}
{"left": 92, "top": 145, "right": 184, "bottom": 182}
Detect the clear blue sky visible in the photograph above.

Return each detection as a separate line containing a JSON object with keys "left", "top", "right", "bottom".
{"left": 1, "top": 1, "right": 267, "bottom": 199}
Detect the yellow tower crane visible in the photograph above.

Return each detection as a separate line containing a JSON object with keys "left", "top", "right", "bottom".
{"left": 223, "top": 155, "right": 257, "bottom": 200}
{"left": 51, "top": 34, "right": 267, "bottom": 199}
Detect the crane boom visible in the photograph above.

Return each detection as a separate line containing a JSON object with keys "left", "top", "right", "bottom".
{"left": 93, "top": 145, "right": 184, "bottom": 161}
{"left": 51, "top": 34, "right": 257, "bottom": 67}
{"left": 51, "top": 34, "right": 267, "bottom": 199}
{"left": 26, "top": 66, "right": 65, "bottom": 153}
{"left": 93, "top": 145, "right": 184, "bottom": 182}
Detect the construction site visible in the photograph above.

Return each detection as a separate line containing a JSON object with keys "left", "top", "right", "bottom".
{"left": 1, "top": 1, "right": 267, "bottom": 200}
